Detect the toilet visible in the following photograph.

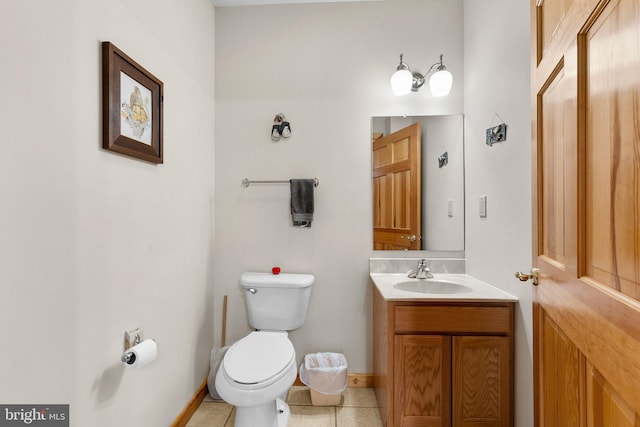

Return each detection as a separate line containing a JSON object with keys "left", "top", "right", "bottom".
{"left": 215, "top": 271, "right": 314, "bottom": 427}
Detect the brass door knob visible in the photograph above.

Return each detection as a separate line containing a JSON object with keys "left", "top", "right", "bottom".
{"left": 515, "top": 268, "right": 539, "bottom": 285}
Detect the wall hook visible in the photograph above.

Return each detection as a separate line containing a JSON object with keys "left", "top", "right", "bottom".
{"left": 486, "top": 113, "right": 507, "bottom": 146}
{"left": 271, "top": 113, "right": 292, "bottom": 141}
{"left": 438, "top": 152, "right": 448, "bottom": 168}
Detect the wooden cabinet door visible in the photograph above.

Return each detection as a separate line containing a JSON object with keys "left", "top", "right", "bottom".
{"left": 531, "top": 0, "right": 640, "bottom": 425}
{"left": 394, "top": 335, "right": 451, "bottom": 427}
{"left": 452, "top": 336, "right": 511, "bottom": 427}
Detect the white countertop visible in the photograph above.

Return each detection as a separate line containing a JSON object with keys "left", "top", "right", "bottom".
{"left": 370, "top": 273, "right": 518, "bottom": 302}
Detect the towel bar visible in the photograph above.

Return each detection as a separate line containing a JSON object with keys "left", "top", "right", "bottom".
{"left": 242, "top": 178, "right": 319, "bottom": 188}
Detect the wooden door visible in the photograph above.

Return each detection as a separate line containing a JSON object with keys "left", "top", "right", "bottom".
{"left": 452, "top": 336, "right": 511, "bottom": 427}
{"left": 394, "top": 335, "right": 451, "bottom": 427}
{"left": 531, "top": 0, "right": 640, "bottom": 425}
{"left": 373, "top": 123, "right": 421, "bottom": 250}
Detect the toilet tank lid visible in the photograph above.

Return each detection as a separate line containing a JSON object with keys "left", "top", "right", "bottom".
{"left": 240, "top": 272, "right": 314, "bottom": 289}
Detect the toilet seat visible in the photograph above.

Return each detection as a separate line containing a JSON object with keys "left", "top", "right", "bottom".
{"left": 223, "top": 331, "right": 294, "bottom": 389}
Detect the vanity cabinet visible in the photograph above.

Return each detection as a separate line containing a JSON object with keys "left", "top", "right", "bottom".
{"left": 373, "top": 286, "right": 514, "bottom": 427}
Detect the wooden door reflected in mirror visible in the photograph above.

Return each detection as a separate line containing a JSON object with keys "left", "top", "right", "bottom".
{"left": 371, "top": 115, "right": 464, "bottom": 251}
{"left": 373, "top": 123, "right": 421, "bottom": 250}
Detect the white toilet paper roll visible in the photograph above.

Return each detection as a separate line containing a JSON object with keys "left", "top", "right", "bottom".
{"left": 122, "top": 339, "right": 157, "bottom": 368}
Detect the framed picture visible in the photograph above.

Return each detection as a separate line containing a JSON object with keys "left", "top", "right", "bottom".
{"left": 102, "top": 41, "right": 163, "bottom": 164}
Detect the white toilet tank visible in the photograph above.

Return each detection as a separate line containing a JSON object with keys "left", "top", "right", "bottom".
{"left": 240, "top": 272, "right": 314, "bottom": 331}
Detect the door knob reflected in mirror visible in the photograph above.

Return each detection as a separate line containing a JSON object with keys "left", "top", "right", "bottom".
{"left": 515, "top": 268, "right": 539, "bottom": 285}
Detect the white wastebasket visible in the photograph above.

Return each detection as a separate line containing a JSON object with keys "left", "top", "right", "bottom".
{"left": 299, "top": 352, "right": 348, "bottom": 406}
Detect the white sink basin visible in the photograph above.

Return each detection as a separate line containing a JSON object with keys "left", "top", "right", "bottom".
{"left": 393, "top": 280, "right": 473, "bottom": 294}
{"left": 370, "top": 273, "right": 518, "bottom": 301}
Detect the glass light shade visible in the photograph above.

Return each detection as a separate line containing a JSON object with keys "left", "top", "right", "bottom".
{"left": 429, "top": 69, "right": 453, "bottom": 97}
{"left": 390, "top": 69, "right": 413, "bottom": 96}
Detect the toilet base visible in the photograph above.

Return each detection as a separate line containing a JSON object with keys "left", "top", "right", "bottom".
{"left": 234, "top": 398, "right": 290, "bottom": 427}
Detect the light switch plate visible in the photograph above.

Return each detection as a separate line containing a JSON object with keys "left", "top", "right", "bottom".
{"left": 448, "top": 199, "right": 454, "bottom": 218}
{"left": 479, "top": 196, "right": 487, "bottom": 218}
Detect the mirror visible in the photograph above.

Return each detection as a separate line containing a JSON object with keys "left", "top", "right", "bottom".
{"left": 372, "top": 115, "right": 464, "bottom": 251}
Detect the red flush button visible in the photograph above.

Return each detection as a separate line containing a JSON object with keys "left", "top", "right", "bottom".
{"left": 272, "top": 267, "right": 281, "bottom": 275}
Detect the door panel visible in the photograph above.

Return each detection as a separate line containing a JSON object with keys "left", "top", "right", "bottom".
{"left": 587, "top": 362, "right": 640, "bottom": 427}
{"left": 539, "top": 310, "right": 583, "bottom": 427}
{"left": 540, "top": 0, "right": 573, "bottom": 50}
{"left": 584, "top": 0, "right": 640, "bottom": 300}
{"left": 539, "top": 62, "right": 569, "bottom": 268}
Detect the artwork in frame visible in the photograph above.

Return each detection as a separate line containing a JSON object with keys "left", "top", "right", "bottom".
{"left": 102, "top": 41, "right": 163, "bottom": 164}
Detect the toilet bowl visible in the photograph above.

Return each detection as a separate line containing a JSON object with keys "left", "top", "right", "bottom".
{"left": 215, "top": 331, "right": 296, "bottom": 427}
{"left": 214, "top": 272, "right": 314, "bottom": 427}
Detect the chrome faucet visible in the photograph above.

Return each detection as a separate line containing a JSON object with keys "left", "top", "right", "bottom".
{"left": 408, "top": 259, "right": 433, "bottom": 279}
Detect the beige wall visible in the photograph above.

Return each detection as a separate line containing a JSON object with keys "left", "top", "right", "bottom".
{"left": 464, "top": 0, "right": 533, "bottom": 425}
{"left": 214, "top": 0, "right": 464, "bottom": 374}
{"left": 0, "top": 0, "right": 216, "bottom": 425}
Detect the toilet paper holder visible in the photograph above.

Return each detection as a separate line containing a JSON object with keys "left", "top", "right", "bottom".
{"left": 121, "top": 338, "right": 157, "bottom": 367}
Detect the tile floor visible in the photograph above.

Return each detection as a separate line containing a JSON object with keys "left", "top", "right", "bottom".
{"left": 186, "top": 386, "right": 383, "bottom": 427}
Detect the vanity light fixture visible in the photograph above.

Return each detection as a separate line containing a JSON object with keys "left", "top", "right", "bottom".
{"left": 390, "top": 53, "right": 453, "bottom": 97}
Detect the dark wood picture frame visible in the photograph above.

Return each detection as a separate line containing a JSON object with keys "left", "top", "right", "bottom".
{"left": 102, "top": 41, "right": 163, "bottom": 164}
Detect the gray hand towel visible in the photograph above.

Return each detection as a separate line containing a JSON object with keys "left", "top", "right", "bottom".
{"left": 290, "top": 179, "right": 315, "bottom": 227}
